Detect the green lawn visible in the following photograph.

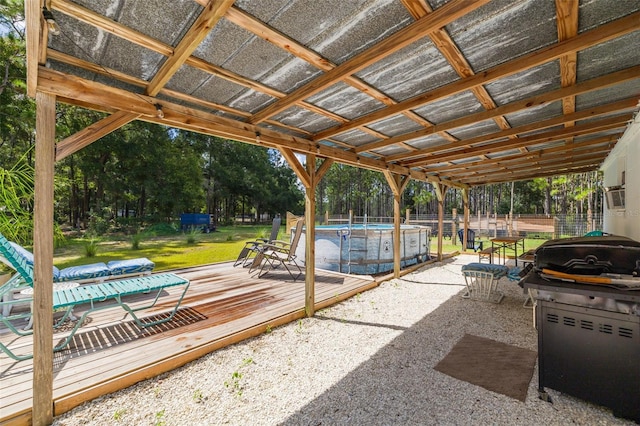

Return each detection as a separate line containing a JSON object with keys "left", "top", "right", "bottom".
{"left": 51, "top": 226, "right": 548, "bottom": 272}
{"left": 53, "top": 225, "right": 280, "bottom": 271}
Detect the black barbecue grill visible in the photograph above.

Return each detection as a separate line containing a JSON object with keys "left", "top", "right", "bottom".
{"left": 522, "top": 236, "right": 640, "bottom": 423}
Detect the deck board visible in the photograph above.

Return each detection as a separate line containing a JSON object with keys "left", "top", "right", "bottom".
{"left": 0, "top": 262, "right": 377, "bottom": 425}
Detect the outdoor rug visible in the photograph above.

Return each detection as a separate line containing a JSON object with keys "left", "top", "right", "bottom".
{"left": 434, "top": 334, "right": 537, "bottom": 402}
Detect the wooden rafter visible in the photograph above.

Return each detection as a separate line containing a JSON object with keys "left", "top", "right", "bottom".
{"left": 462, "top": 160, "right": 605, "bottom": 185}
{"left": 186, "top": 55, "right": 348, "bottom": 125}
{"left": 26, "top": 0, "right": 43, "bottom": 97}
{"left": 146, "top": 0, "right": 235, "bottom": 97}
{"left": 556, "top": 0, "right": 579, "bottom": 128}
{"left": 225, "top": 6, "right": 452, "bottom": 146}
{"left": 447, "top": 148, "right": 612, "bottom": 181}
{"left": 250, "top": 0, "right": 491, "bottom": 124}
{"left": 314, "top": 12, "right": 640, "bottom": 141}
{"left": 46, "top": 49, "right": 322, "bottom": 137}
{"left": 394, "top": 0, "right": 516, "bottom": 153}
{"left": 48, "top": 0, "right": 343, "bottom": 136}
{"left": 51, "top": 0, "right": 172, "bottom": 54}
{"left": 422, "top": 134, "right": 620, "bottom": 175}
{"left": 379, "top": 66, "right": 640, "bottom": 162}
{"left": 36, "top": 66, "right": 467, "bottom": 189}
{"left": 396, "top": 98, "right": 637, "bottom": 167}
{"left": 405, "top": 114, "right": 632, "bottom": 166}
{"left": 476, "top": 166, "right": 602, "bottom": 185}
{"left": 451, "top": 161, "right": 608, "bottom": 186}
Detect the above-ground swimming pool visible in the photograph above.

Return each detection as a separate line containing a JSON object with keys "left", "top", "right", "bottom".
{"left": 294, "top": 224, "right": 431, "bottom": 275}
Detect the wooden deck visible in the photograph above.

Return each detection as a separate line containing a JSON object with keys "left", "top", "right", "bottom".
{"left": 0, "top": 262, "right": 379, "bottom": 425}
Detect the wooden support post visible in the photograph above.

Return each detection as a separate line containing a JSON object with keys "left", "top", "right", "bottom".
{"left": 452, "top": 208, "right": 458, "bottom": 245}
{"left": 304, "top": 160, "right": 316, "bottom": 317}
{"left": 392, "top": 193, "right": 401, "bottom": 276}
{"left": 25, "top": 0, "right": 41, "bottom": 98}
{"left": 383, "top": 171, "right": 410, "bottom": 278}
{"left": 33, "top": 91, "right": 56, "bottom": 426}
{"left": 279, "top": 149, "right": 333, "bottom": 317}
{"left": 405, "top": 208, "right": 411, "bottom": 224}
{"left": 463, "top": 188, "right": 470, "bottom": 246}
{"left": 433, "top": 183, "right": 447, "bottom": 261}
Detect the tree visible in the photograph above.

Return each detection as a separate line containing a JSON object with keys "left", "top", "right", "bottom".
{"left": 0, "top": 0, "right": 35, "bottom": 167}
{"left": 175, "top": 131, "right": 304, "bottom": 224}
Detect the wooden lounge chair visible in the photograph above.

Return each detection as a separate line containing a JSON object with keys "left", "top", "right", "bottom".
{"left": 252, "top": 218, "right": 304, "bottom": 281}
{"left": 0, "top": 234, "right": 189, "bottom": 361}
{"left": 233, "top": 216, "right": 282, "bottom": 267}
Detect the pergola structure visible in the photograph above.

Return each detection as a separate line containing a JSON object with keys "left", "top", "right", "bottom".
{"left": 23, "top": 0, "right": 640, "bottom": 423}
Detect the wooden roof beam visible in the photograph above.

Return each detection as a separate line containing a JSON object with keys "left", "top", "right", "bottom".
{"left": 315, "top": 12, "right": 640, "bottom": 141}
{"left": 185, "top": 56, "right": 348, "bottom": 125}
{"left": 461, "top": 160, "right": 605, "bottom": 185}
{"left": 461, "top": 162, "right": 604, "bottom": 185}
{"left": 146, "top": 0, "right": 235, "bottom": 97}
{"left": 225, "top": 6, "right": 449, "bottom": 145}
{"left": 446, "top": 148, "right": 612, "bottom": 180}
{"left": 400, "top": 0, "right": 517, "bottom": 143}
{"left": 249, "top": 0, "right": 491, "bottom": 124}
{"left": 55, "top": 111, "right": 141, "bottom": 161}
{"left": 469, "top": 165, "right": 601, "bottom": 185}
{"left": 49, "top": 0, "right": 346, "bottom": 132}
{"left": 52, "top": 0, "right": 280, "bottom": 99}
{"left": 51, "top": 0, "right": 172, "bottom": 54}
{"left": 556, "top": 0, "right": 579, "bottom": 129}
{"left": 37, "top": 66, "right": 466, "bottom": 189}
{"left": 397, "top": 98, "right": 637, "bottom": 167}
{"left": 46, "top": 50, "right": 327, "bottom": 137}
{"left": 407, "top": 113, "right": 632, "bottom": 166}
{"left": 480, "top": 154, "right": 609, "bottom": 175}
{"left": 422, "top": 134, "right": 619, "bottom": 174}
{"left": 431, "top": 149, "right": 613, "bottom": 180}
{"left": 359, "top": 66, "right": 640, "bottom": 156}
{"left": 25, "top": 0, "right": 44, "bottom": 97}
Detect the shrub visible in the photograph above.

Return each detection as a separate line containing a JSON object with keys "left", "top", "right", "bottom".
{"left": 131, "top": 233, "right": 143, "bottom": 250}
{"left": 186, "top": 228, "right": 199, "bottom": 244}
{"left": 87, "top": 214, "right": 110, "bottom": 236}
{"left": 84, "top": 239, "right": 98, "bottom": 257}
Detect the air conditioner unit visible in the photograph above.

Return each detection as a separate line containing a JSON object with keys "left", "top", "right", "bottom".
{"left": 605, "top": 186, "right": 625, "bottom": 209}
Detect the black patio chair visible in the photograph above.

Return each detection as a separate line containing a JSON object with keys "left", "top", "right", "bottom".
{"left": 458, "top": 228, "right": 483, "bottom": 252}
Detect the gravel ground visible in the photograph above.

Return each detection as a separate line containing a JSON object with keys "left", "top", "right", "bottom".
{"left": 53, "top": 255, "right": 636, "bottom": 426}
